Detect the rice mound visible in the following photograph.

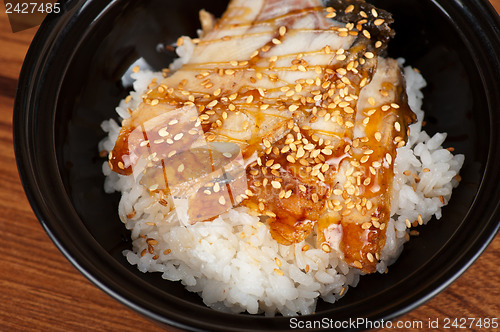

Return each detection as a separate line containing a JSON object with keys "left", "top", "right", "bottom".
{"left": 98, "top": 62, "right": 464, "bottom": 316}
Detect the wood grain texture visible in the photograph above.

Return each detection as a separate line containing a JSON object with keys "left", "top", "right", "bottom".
{"left": 0, "top": 2, "right": 498, "bottom": 331}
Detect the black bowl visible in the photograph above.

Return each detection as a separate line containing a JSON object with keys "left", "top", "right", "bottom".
{"left": 14, "top": 0, "right": 500, "bottom": 331}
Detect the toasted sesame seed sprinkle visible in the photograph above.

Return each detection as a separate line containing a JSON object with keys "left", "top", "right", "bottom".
{"left": 271, "top": 181, "right": 281, "bottom": 189}
{"left": 274, "top": 268, "right": 284, "bottom": 276}
{"left": 353, "top": 261, "right": 363, "bottom": 269}
{"left": 279, "top": 26, "right": 287, "bottom": 36}
{"left": 367, "top": 253, "right": 375, "bottom": 262}
{"left": 274, "top": 257, "right": 282, "bottom": 267}
{"left": 362, "top": 222, "right": 372, "bottom": 230}
{"left": 146, "top": 238, "right": 158, "bottom": 246}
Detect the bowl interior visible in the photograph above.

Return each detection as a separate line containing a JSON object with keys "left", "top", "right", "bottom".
{"left": 17, "top": 0, "right": 500, "bottom": 330}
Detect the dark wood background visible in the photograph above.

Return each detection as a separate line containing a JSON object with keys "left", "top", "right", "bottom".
{"left": 0, "top": 2, "right": 498, "bottom": 331}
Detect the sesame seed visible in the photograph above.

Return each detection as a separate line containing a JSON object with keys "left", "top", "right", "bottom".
{"left": 386, "top": 153, "right": 393, "bottom": 165}
{"left": 353, "top": 261, "right": 363, "bottom": 269}
{"left": 303, "top": 143, "right": 315, "bottom": 151}
{"left": 275, "top": 257, "right": 282, "bottom": 267}
{"left": 364, "top": 52, "right": 375, "bottom": 59}
{"left": 279, "top": 26, "right": 287, "bottom": 36}
{"left": 219, "top": 196, "right": 226, "bottom": 205}
{"left": 207, "top": 100, "right": 218, "bottom": 108}
{"left": 274, "top": 268, "right": 284, "bottom": 276}
{"left": 345, "top": 4, "right": 355, "bottom": 13}
{"left": 322, "top": 243, "right": 331, "bottom": 253}
{"left": 271, "top": 181, "right": 281, "bottom": 189}
{"left": 362, "top": 222, "right": 372, "bottom": 229}
{"left": 296, "top": 146, "right": 305, "bottom": 158}
{"left": 158, "top": 127, "right": 169, "bottom": 137}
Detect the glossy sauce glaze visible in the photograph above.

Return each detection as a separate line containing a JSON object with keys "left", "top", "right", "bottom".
{"left": 108, "top": 0, "right": 415, "bottom": 273}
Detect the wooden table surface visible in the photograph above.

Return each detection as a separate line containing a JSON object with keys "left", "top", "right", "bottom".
{"left": 1, "top": 2, "right": 499, "bottom": 331}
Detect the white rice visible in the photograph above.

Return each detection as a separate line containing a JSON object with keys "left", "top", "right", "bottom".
{"left": 98, "top": 57, "right": 464, "bottom": 316}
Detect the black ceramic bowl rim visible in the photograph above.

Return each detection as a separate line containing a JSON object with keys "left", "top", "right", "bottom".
{"left": 13, "top": 0, "right": 500, "bottom": 331}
